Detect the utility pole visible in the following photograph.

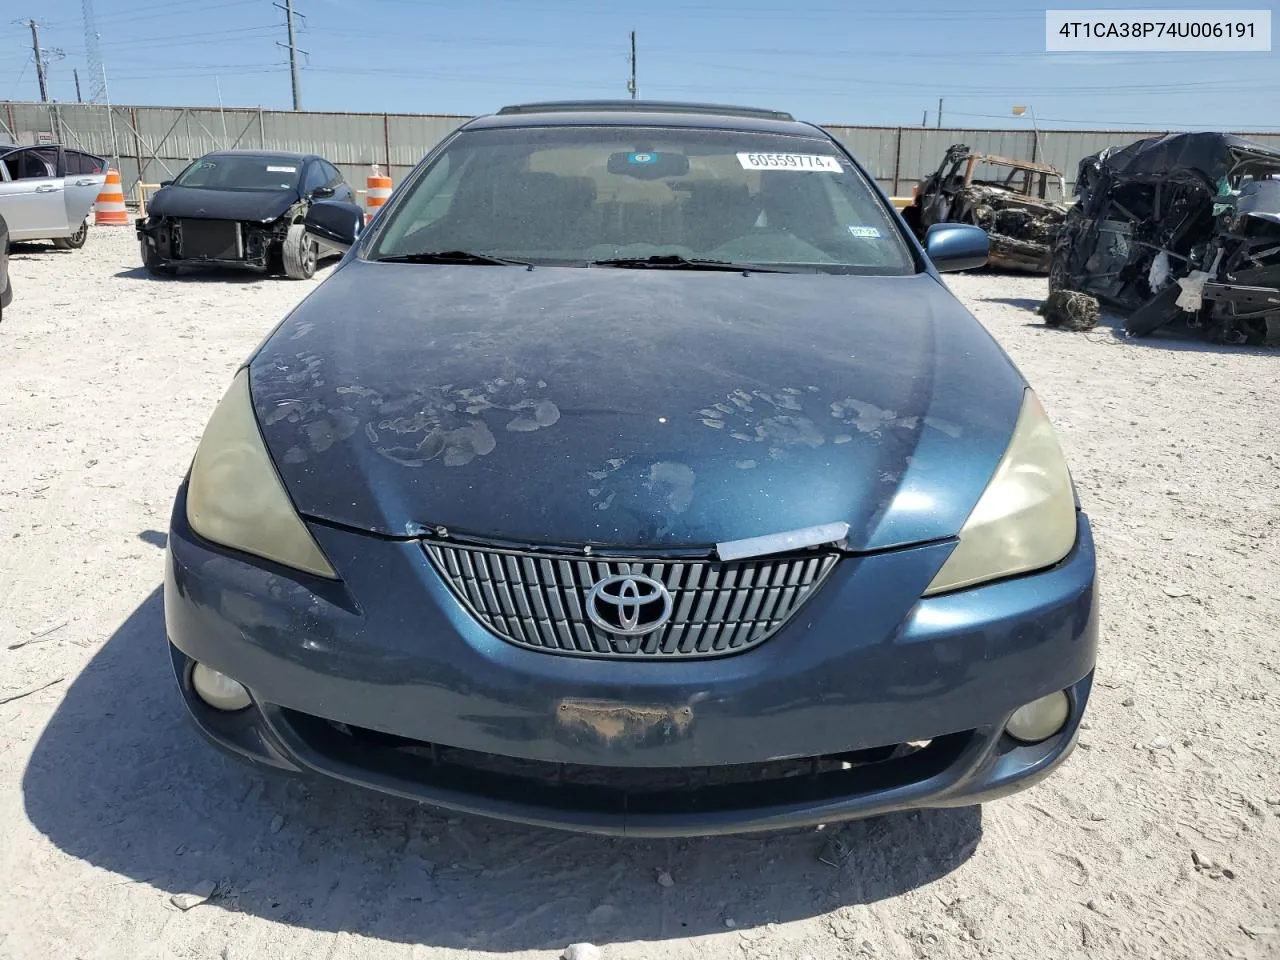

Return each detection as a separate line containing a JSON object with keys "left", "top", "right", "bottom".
{"left": 627, "top": 30, "right": 637, "bottom": 99}
{"left": 936, "top": 97, "right": 943, "bottom": 129}
{"left": 921, "top": 109, "right": 927, "bottom": 127}
{"left": 28, "top": 19, "right": 49, "bottom": 102}
{"left": 74, "top": 68, "right": 83, "bottom": 102}
{"left": 274, "top": 0, "right": 307, "bottom": 111}
{"left": 101, "top": 62, "right": 117, "bottom": 165}
{"left": 216, "top": 76, "right": 229, "bottom": 148}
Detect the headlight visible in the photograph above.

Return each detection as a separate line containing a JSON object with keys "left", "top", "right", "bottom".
{"left": 186, "top": 368, "right": 336, "bottom": 578}
{"left": 924, "top": 390, "right": 1076, "bottom": 595}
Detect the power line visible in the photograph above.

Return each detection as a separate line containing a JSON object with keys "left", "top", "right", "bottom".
{"left": 93, "top": 0, "right": 262, "bottom": 26}
{"left": 945, "top": 109, "right": 1280, "bottom": 131}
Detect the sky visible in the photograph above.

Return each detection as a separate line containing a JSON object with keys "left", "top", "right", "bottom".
{"left": 1, "top": 0, "right": 1277, "bottom": 130}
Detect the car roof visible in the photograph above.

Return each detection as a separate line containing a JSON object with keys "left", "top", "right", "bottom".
{"left": 201, "top": 149, "right": 315, "bottom": 162}
{"left": 465, "top": 100, "right": 824, "bottom": 138}
{"left": 968, "top": 152, "right": 1062, "bottom": 176}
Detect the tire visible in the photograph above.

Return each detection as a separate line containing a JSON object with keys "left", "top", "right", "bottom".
{"left": 53, "top": 219, "right": 89, "bottom": 250}
{"left": 282, "top": 223, "right": 318, "bottom": 280}
{"left": 140, "top": 238, "right": 176, "bottom": 277}
{"left": 1124, "top": 284, "right": 1183, "bottom": 337}
{"left": 1047, "top": 258, "right": 1068, "bottom": 294}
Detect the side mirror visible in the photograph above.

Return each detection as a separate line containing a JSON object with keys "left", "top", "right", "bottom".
{"left": 925, "top": 223, "right": 988, "bottom": 273}
{"left": 311, "top": 185, "right": 336, "bottom": 199}
{"left": 304, "top": 199, "right": 364, "bottom": 253}
{"left": 159, "top": 179, "right": 173, "bottom": 187}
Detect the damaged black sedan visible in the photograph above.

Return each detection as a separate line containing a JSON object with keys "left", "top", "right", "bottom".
{"left": 137, "top": 150, "right": 356, "bottom": 279}
{"left": 1049, "top": 132, "right": 1280, "bottom": 344}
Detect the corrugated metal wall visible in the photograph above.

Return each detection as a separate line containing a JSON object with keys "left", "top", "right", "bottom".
{"left": 3, "top": 100, "right": 1276, "bottom": 203}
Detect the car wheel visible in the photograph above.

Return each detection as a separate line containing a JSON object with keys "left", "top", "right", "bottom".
{"left": 283, "top": 223, "right": 318, "bottom": 280}
{"left": 140, "top": 239, "right": 177, "bottom": 277}
{"left": 53, "top": 219, "right": 89, "bottom": 250}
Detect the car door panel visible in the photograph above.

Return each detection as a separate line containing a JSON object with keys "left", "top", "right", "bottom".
{"left": 59, "top": 151, "right": 106, "bottom": 235}
{"left": 0, "top": 147, "right": 68, "bottom": 238}
{"left": 63, "top": 174, "right": 106, "bottom": 230}
{"left": 0, "top": 177, "right": 62, "bottom": 240}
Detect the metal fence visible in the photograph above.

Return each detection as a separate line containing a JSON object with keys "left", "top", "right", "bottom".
{"left": 5, "top": 99, "right": 1280, "bottom": 201}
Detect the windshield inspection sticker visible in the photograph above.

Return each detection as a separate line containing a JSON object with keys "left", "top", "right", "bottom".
{"left": 737, "top": 152, "right": 842, "bottom": 172}
{"left": 266, "top": 165, "right": 298, "bottom": 173}
{"left": 847, "top": 225, "right": 882, "bottom": 239}
{"left": 628, "top": 152, "right": 657, "bottom": 164}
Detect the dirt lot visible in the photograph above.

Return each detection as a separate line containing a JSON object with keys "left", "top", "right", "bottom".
{"left": 1, "top": 227, "right": 1277, "bottom": 960}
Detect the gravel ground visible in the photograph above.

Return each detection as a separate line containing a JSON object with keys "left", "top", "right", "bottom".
{"left": 1, "top": 227, "right": 1277, "bottom": 960}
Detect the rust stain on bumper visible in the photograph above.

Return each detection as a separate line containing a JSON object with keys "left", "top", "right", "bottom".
{"left": 556, "top": 698, "right": 695, "bottom": 746}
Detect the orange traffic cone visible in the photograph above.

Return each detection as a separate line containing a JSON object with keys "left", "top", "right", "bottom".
{"left": 365, "top": 165, "right": 392, "bottom": 224}
{"left": 94, "top": 169, "right": 130, "bottom": 226}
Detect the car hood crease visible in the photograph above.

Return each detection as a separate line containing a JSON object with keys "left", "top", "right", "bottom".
{"left": 249, "top": 261, "right": 1026, "bottom": 551}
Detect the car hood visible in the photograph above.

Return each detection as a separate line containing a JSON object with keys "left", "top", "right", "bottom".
{"left": 148, "top": 185, "right": 298, "bottom": 222}
{"left": 249, "top": 261, "right": 1026, "bottom": 551}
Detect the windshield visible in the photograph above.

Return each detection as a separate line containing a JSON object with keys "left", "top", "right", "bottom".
{"left": 370, "top": 125, "right": 914, "bottom": 274}
{"left": 173, "top": 156, "right": 301, "bottom": 192}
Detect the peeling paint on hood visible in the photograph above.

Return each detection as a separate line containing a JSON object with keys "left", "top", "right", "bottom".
{"left": 249, "top": 260, "right": 1026, "bottom": 551}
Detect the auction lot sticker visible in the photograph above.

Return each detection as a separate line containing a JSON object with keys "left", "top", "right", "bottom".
{"left": 738, "top": 153, "right": 842, "bottom": 172}
{"left": 1046, "top": 9, "right": 1271, "bottom": 50}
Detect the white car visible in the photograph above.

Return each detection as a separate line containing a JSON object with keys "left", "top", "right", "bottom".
{"left": 0, "top": 144, "right": 107, "bottom": 249}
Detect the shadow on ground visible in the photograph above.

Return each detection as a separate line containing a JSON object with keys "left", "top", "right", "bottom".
{"left": 982, "top": 296, "right": 1043, "bottom": 311}
{"left": 114, "top": 256, "right": 340, "bottom": 284}
{"left": 112, "top": 266, "right": 272, "bottom": 284}
{"left": 23, "top": 588, "right": 982, "bottom": 950}
{"left": 8, "top": 241, "right": 74, "bottom": 257}
{"left": 993, "top": 296, "right": 1277, "bottom": 355}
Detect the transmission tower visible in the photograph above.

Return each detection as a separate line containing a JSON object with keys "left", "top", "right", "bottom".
{"left": 81, "top": 0, "right": 107, "bottom": 102}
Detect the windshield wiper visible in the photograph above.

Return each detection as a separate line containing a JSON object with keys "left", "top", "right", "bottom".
{"left": 588, "top": 255, "right": 781, "bottom": 273}
{"left": 374, "top": 250, "right": 532, "bottom": 266}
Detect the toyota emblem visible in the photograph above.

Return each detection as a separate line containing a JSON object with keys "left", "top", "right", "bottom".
{"left": 585, "top": 573, "right": 674, "bottom": 636}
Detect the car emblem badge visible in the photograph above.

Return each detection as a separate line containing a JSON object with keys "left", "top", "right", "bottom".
{"left": 585, "top": 573, "right": 674, "bottom": 637}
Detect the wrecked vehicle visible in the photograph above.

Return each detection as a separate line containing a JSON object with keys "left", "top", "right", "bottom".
{"left": 136, "top": 150, "right": 356, "bottom": 279}
{"left": 906, "top": 144, "right": 1068, "bottom": 272}
{"left": 1049, "top": 132, "right": 1280, "bottom": 345}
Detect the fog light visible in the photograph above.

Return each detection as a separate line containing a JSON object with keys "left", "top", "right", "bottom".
{"left": 1005, "top": 691, "right": 1070, "bottom": 743}
{"left": 191, "top": 663, "right": 252, "bottom": 712}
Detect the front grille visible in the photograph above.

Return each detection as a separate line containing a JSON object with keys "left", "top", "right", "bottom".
{"left": 424, "top": 542, "right": 839, "bottom": 659}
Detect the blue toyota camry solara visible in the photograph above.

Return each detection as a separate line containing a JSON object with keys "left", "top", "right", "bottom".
{"left": 165, "top": 101, "right": 1098, "bottom": 837}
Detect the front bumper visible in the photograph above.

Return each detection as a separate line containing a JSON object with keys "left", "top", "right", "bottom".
{"left": 165, "top": 485, "right": 1099, "bottom": 836}
{"left": 137, "top": 216, "right": 275, "bottom": 271}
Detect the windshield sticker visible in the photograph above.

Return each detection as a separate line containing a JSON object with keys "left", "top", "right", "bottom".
{"left": 847, "top": 225, "right": 882, "bottom": 239}
{"left": 266, "top": 165, "right": 298, "bottom": 173}
{"left": 737, "top": 152, "right": 841, "bottom": 172}
{"left": 628, "top": 152, "right": 657, "bottom": 164}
